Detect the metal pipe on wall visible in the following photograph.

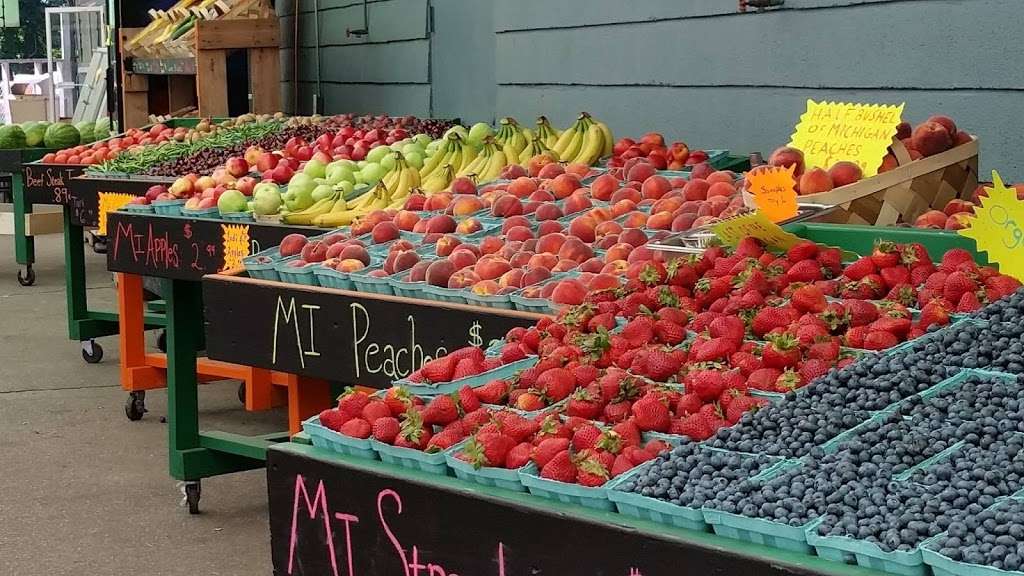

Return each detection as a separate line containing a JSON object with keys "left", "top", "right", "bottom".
{"left": 313, "top": 0, "right": 321, "bottom": 114}
{"left": 292, "top": 0, "right": 298, "bottom": 113}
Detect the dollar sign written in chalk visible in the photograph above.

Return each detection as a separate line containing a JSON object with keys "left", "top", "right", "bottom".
{"left": 183, "top": 223, "right": 192, "bottom": 239}
{"left": 468, "top": 322, "right": 483, "bottom": 347}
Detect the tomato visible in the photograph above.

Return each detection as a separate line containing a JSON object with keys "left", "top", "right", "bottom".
{"left": 66, "top": 155, "right": 80, "bottom": 164}
{"left": 121, "top": 136, "right": 135, "bottom": 146}
{"left": 42, "top": 153, "right": 56, "bottom": 163}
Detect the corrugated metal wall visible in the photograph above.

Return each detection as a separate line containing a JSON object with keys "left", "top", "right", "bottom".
{"left": 279, "top": 0, "right": 1024, "bottom": 176}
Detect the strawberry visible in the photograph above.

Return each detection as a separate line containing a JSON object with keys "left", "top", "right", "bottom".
{"left": 631, "top": 396, "right": 671, "bottom": 431}
{"left": 602, "top": 400, "right": 632, "bottom": 423}
{"left": 520, "top": 328, "right": 542, "bottom": 353}
{"left": 456, "top": 385, "right": 481, "bottom": 413}
{"left": 844, "top": 299, "right": 879, "bottom": 327}
{"left": 339, "top": 418, "right": 373, "bottom": 439}
{"left": 619, "top": 291, "right": 657, "bottom": 317}
{"left": 918, "top": 301, "right": 951, "bottom": 328}
{"left": 751, "top": 307, "right": 798, "bottom": 337}
{"left": 422, "top": 394, "right": 459, "bottom": 426}
{"left": 986, "top": 275, "right": 1023, "bottom": 298}
{"left": 762, "top": 333, "right": 801, "bottom": 369}
{"left": 636, "top": 261, "right": 668, "bottom": 285}
{"left": 879, "top": 265, "right": 911, "bottom": 290}
{"left": 871, "top": 315, "right": 911, "bottom": 337}
{"left": 862, "top": 330, "right": 899, "bottom": 351}
{"left": 499, "top": 413, "right": 539, "bottom": 443}
{"left": 885, "top": 284, "right": 918, "bottom": 307}
{"left": 940, "top": 248, "right": 975, "bottom": 272}
{"left": 786, "top": 240, "right": 819, "bottom": 263}
{"left": 318, "top": 409, "right": 350, "bottom": 431}
{"left": 426, "top": 428, "right": 465, "bottom": 453}
{"left": 956, "top": 291, "right": 982, "bottom": 313}
{"left": 612, "top": 454, "right": 636, "bottom": 477}
{"left": 709, "top": 315, "right": 746, "bottom": 343}
{"left": 786, "top": 260, "right": 823, "bottom": 283}
{"left": 910, "top": 263, "right": 936, "bottom": 287}
{"left": 536, "top": 367, "right": 576, "bottom": 401}
{"left": 574, "top": 364, "right": 600, "bottom": 386}
{"left": 654, "top": 319, "right": 687, "bottom": 345}
{"left": 611, "top": 420, "right": 643, "bottom": 447}
{"left": 514, "top": 392, "right": 545, "bottom": 411}
{"left": 383, "top": 387, "right": 414, "bottom": 416}
{"left": 807, "top": 338, "right": 840, "bottom": 362}
{"left": 795, "top": 322, "right": 830, "bottom": 346}
{"left": 644, "top": 439, "right": 671, "bottom": 454}
{"left": 361, "top": 400, "right": 392, "bottom": 423}
{"left": 901, "top": 243, "right": 931, "bottom": 267}
{"left": 474, "top": 379, "right": 510, "bottom": 404}
{"left": 860, "top": 274, "right": 886, "bottom": 298}
{"left": 730, "top": 351, "right": 762, "bottom": 375}
{"left": 736, "top": 237, "right": 766, "bottom": 259}
{"left": 587, "top": 312, "right": 617, "bottom": 334}
{"left": 372, "top": 416, "right": 401, "bottom": 443}
{"left": 687, "top": 369, "right": 725, "bottom": 401}
{"left": 641, "top": 348, "right": 682, "bottom": 381}
{"left": 694, "top": 277, "right": 733, "bottom": 307}
{"left": 395, "top": 410, "right": 432, "bottom": 449}
{"left": 690, "top": 337, "right": 736, "bottom": 363}
{"left": 463, "top": 432, "right": 516, "bottom": 468}
{"left": 746, "top": 367, "right": 782, "bottom": 391}
{"left": 674, "top": 413, "right": 714, "bottom": 441}
{"left": 798, "top": 358, "right": 832, "bottom": 385}
{"left": 817, "top": 247, "right": 843, "bottom": 277}
{"left": 565, "top": 388, "right": 603, "bottom": 419}
{"left": 533, "top": 437, "right": 570, "bottom": 468}
{"left": 842, "top": 256, "right": 877, "bottom": 282}
{"left": 500, "top": 342, "right": 528, "bottom": 364}
{"left": 791, "top": 284, "right": 827, "bottom": 313}
{"left": 572, "top": 423, "right": 603, "bottom": 451}
{"left": 870, "top": 241, "right": 901, "bottom": 268}
{"left": 462, "top": 408, "right": 493, "bottom": 432}
{"left": 621, "top": 316, "right": 656, "bottom": 347}
{"left": 576, "top": 455, "right": 611, "bottom": 487}
{"left": 540, "top": 450, "right": 577, "bottom": 482}
{"left": 725, "top": 395, "right": 763, "bottom": 424}
{"left": 337, "top": 388, "right": 371, "bottom": 418}
{"left": 420, "top": 356, "right": 456, "bottom": 383}
{"left": 843, "top": 325, "right": 869, "bottom": 348}
{"left": 773, "top": 369, "right": 803, "bottom": 392}
{"left": 449, "top": 345, "right": 486, "bottom": 364}
{"left": 506, "top": 442, "right": 533, "bottom": 469}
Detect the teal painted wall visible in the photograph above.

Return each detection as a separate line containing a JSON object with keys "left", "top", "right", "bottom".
{"left": 278, "top": 0, "right": 1024, "bottom": 177}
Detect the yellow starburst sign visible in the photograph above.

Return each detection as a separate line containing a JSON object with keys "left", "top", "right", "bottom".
{"left": 221, "top": 223, "right": 251, "bottom": 272}
{"left": 789, "top": 100, "right": 904, "bottom": 177}
{"left": 748, "top": 165, "right": 798, "bottom": 223}
{"left": 97, "top": 192, "right": 136, "bottom": 235}
{"left": 958, "top": 171, "right": 1024, "bottom": 282}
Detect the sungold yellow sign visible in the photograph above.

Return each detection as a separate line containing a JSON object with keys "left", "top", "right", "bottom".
{"left": 789, "top": 100, "right": 904, "bottom": 177}
{"left": 97, "top": 192, "right": 136, "bottom": 235}
{"left": 748, "top": 165, "right": 798, "bottom": 223}
{"left": 958, "top": 171, "right": 1024, "bottom": 282}
{"left": 711, "top": 211, "right": 803, "bottom": 251}
{"left": 221, "top": 223, "right": 251, "bottom": 272}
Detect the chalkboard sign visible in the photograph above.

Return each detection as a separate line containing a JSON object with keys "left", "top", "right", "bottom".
{"left": 203, "top": 276, "right": 541, "bottom": 388}
{"left": 268, "top": 444, "right": 831, "bottom": 576}
{"left": 68, "top": 175, "right": 172, "bottom": 228}
{"left": 107, "top": 212, "right": 320, "bottom": 281}
{"left": 22, "top": 164, "right": 85, "bottom": 205}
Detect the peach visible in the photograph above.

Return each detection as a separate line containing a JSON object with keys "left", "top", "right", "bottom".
{"left": 279, "top": 234, "right": 308, "bottom": 257}
{"left": 507, "top": 177, "right": 538, "bottom": 198}
{"left": 627, "top": 245, "right": 654, "bottom": 264}
{"left": 451, "top": 195, "right": 485, "bottom": 216}
{"left": 568, "top": 215, "right": 598, "bottom": 243}
{"left": 671, "top": 212, "right": 698, "bottom": 232}
{"left": 587, "top": 207, "right": 613, "bottom": 223}
{"left": 682, "top": 179, "right": 711, "bottom": 201}
{"left": 590, "top": 174, "right": 619, "bottom": 201}
{"left": 425, "top": 259, "right": 457, "bottom": 287}
{"left": 301, "top": 242, "right": 329, "bottom": 263}
{"left": 626, "top": 161, "right": 656, "bottom": 183}
{"left": 697, "top": 203, "right": 715, "bottom": 217}
{"left": 623, "top": 211, "right": 648, "bottom": 228}
{"left": 706, "top": 171, "right": 735, "bottom": 185}
{"left": 679, "top": 200, "right": 702, "bottom": 214}
{"left": 589, "top": 273, "right": 619, "bottom": 291}
{"left": 423, "top": 192, "right": 452, "bottom": 211}
{"left": 393, "top": 250, "right": 420, "bottom": 273}
{"left": 768, "top": 146, "right": 805, "bottom": 175}
{"left": 601, "top": 260, "right": 628, "bottom": 275}
{"left": 472, "top": 279, "right": 502, "bottom": 295}
{"left": 388, "top": 239, "right": 416, "bottom": 254}
{"left": 335, "top": 258, "right": 366, "bottom": 272}
{"left": 456, "top": 218, "right": 484, "bottom": 235}
{"left": 641, "top": 176, "right": 672, "bottom": 200}
{"left": 611, "top": 199, "right": 636, "bottom": 217}
{"left": 450, "top": 176, "right": 477, "bottom": 195}
{"left": 596, "top": 235, "right": 619, "bottom": 249}
{"left": 479, "top": 235, "right": 503, "bottom": 255}
{"left": 519, "top": 285, "right": 544, "bottom": 299}
{"left": 595, "top": 220, "right": 623, "bottom": 239}
{"left": 646, "top": 211, "right": 674, "bottom": 230}
{"left": 550, "top": 279, "right": 588, "bottom": 306}
{"left": 605, "top": 242, "right": 634, "bottom": 262}
{"left": 408, "top": 260, "right": 431, "bottom": 282}
{"left": 914, "top": 210, "right": 948, "bottom": 229}
{"left": 537, "top": 220, "right": 564, "bottom": 236}
{"left": 509, "top": 251, "right": 534, "bottom": 268}
{"left": 475, "top": 255, "right": 513, "bottom": 280}
{"left": 321, "top": 233, "right": 347, "bottom": 246}
{"left": 550, "top": 174, "right": 582, "bottom": 199}
{"left": 828, "top": 161, "right": 863, "bottom": 187}
{"left": 448, "top": 269, "right": 481, "bottom": 289}
{"left": 535, "top": 203, "right": 564, "bottom": 221}
{"left": 707, "top": 195, "right": 730, "bottom": 215}
{"left": 926, "top": 115, "right": 957, "bottom": 138}
{"left": 435, "top": 234, "right": 462, "bottom": 257}
{"left": 896, "top": 121, "right": 912, "bottom": 139}
{"left": 557, "top": 237, "right": 594, "bottom": 263}
{"left": 403, "top": 193, "right": 427, "bottom": 211}
{"left": 798, "top": 168, "right": 834, "bottom": 195}
{"left": 528, "top": 189, "right": 556, "bottom": 203}
{"left": 652, "top": 197, "right": 683, "bottom": 214}
{"left": 954, "top": 132, "right": 973, "bottom": 146}
{"left": 425, "top": 214, "right": 457, "bottom": 234}
{"left": 499, "top": 241, "right": 524, "bottom": 260}
{"left": 580, "top": 257, "right": 605, "bottom": 273}
{"left": 706, "top": 181, "right": 736, "bottom": 198}
{"left": 393, "top": 210, "right": 421, "bottom": 231}
{"left": 339, "top": 244, "right": 370, "bottom": 266}
{"left": 498, "top": 268, "right": 526, "bottom": 289}
{"left": 506, "top": 225, "right": 534, "bottom": 242}
{"left": 422, "top": 233, "right": 443, "bottom": 245}
{"left": 943, "top": 199, "right": 974, "bottom": 217}
{"left": 536, "top": 232, "right": 568, "bottom": 254}
{"left": 564, "top": 191, "right": 593, "bottom": 215}
{"left": 911, "top": 122, "right": 953, "bottom": 157}
{"left": 449, "top": 247, "right": 479, "bottom": 270}
{"left": 944, "top": 212, "right": 970, "bottom": 231}
{"left": 689, "top": 162, "right": 714, "bottom": 181}
{"left": 878, "top": 153, "right": 898, "bottom": 173}
{"left": 611, "top": 187, "right": 643, "bottom": 205}
{"left": 500, "top": 215, "right": 532, "bottom": 233}
{"left": 552, "top": 259, "right": 578, "bottom": 273}
{"left": 522, "top": 266, "right": 552, "bottom": 287}
{"left": 522, "top": 238, "right": 538, "bottom": 252}
{"left": 325, "top": 243, "right": 347, "bottom": 259}
{"left": 412, "top": 220, "right": 428, "bottom": 233}
{"left": 537, "top": 162, "right": 565, "bottom": 179}
{"left": 490, "top": 195, "right": 524, "bottom": 217}
{"left": 528, "top": 253, "right": 559, "bottom": 271}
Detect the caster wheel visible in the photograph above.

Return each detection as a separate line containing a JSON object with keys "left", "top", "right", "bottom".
{"left": 17, "top": 266, "right": 35, "bottom": 286}
{"left": 125, "top": 391, "right": 147, "bottom": 421}
{"left": 183, "top": 481, "right": 202, "bottom": 515}
{"left": 156, "top": 330, "right": 167, "bottom": 353}
{"left": 238, "top": 382, "right": 246, "bottom": 405}
{"left": 82, "top": 340, "right": 103, "bottom": 364}
{"left": 92, "top": 237, "right": 107, "bottom": 254}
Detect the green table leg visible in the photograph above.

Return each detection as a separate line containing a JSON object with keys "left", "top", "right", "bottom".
{"left": 12, "top": 173, "right": 35, "bottom": 285}
{"left": 63, "top": 208, "right": 87, "bottom": 342}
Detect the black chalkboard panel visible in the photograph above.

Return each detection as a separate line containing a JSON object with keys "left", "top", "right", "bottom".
{"left": 203, "top": 276, "right": 541, "bottom": 388}
{"left": 22, "top": 164, "right": 85, "bottom": 205}
{"left": 267, "top": 444, "right": 846, "bottom": 576}
{"left": 68, "top": 175, "right": 172, "bottom": 227}
{"left": 107, "top": 212, "right": 319, "bottom": 281}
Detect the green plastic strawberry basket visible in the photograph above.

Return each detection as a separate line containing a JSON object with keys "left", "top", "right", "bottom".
{"left": 805, "top": 517, "right": 932, "bottom": 576}
{"left": 784, "top": 223, "right": 991, "bottom": 265}
{"left": 445, "top": 451, "right": 529, "bottom": 492}
{"left": 605, "top": 460, "right": 711, "bottom": 532}
{"left": 274, "top": 256, "right": 319, "bottom": 286}
{"left": 370, "top": 438, "right": 465, "bottom": 476}
{"left": 302, "top": 415, "right": 378, "bottom": 460}
{"left": 348, "top": 264, "right": 396, "bottom": 295}
{"left": 395, "top": 355, "right": 538, "bottom": 397}
{"left": 517, "top": 462, "right": 615, "bottom": 512}
{"left": 921, "top": 497, "right": 1024, "bottom": 576}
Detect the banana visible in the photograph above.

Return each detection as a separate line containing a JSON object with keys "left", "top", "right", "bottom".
{"left": 312, "top": 210, "right": 361, "bottom": 228}
{"left": 479, "top": 149, "right": 508, "bottom": 182}
{"left": 281, "top": 196, "right": 336, "bottom": 225}
{"left": 457, "top": 147, "right": 489, "bottom": 178}
{"left": 519, "top": 135, "right": 558, "bottom": 164}
{"left": 535, "top": 116, "right": 561, "bottom": 148}
{"left": 594, "top": 120, "right": 614, "bottom": 158}
{"left": 551, "top": 118, "right": 581, "bottom": 158}
{"left": 422, "top": 164, "right": 454, "bottom": 193}
{"left": 573, "top": 122, "right": 606, "bottom": 166}
{"left": 501, "top": 142, "right": 520, "bottom": 168}
{"left": 559, "top": 123, "right": 586, "bottom": 164}
{"left": 419, "top": 135, "right": 453, "bottom": 178}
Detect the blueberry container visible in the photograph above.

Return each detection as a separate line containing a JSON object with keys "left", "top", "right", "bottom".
{"left": 370, "top": 438, "right": 463, "bottom": 476}
{"left": 445, "top": 451, "right": 529, "bottom": 492}
{"left": 806, "top": 517, "right": 930, "bottom": 576}
{"left": 152, "top": 198, "right": 186, "bottom": 216}
{"left": 274, "top": 256, "right": 319, "bottom": 286}
{"left": 518, "top": 462, "right": 614, "bottom": 511}
{"left": 302, "top": 415, "right": 378, "bottom": 460}
{"left": 605, "top": 460, "right": 711, "bottom": 532}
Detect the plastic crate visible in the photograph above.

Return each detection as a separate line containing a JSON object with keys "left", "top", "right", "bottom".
{"left": 349, "top": 266, "right": 395, "bottom": 295}
{"left": 423, "top": 284, "right": 470, "bottom": 304}
{"left": 785, "top": 223, "right": 991, "bottom": 265}
{"left": 302, "top": 415, "right": 378, "bottom": 460}
{"left": 122, "top": 203, "right": 154, "bottom": 214}
{"left": 445, "top": 452, "right": 528, "bottom": 492}
{"left": 370, "top": 438, "right": 462, "bottom": 476}
{"left": 222, "top": 211, "right": 255, "bottom": 223}
{"left": 518, "top": 463, "right": 614, "bottom": 511}
{"left": 397, "top": 356, "right": 538, "bottom": 397}
{"left": 152, "top": 198, "right": 185, "bottom": 216}
{"left": 181, "top": 207, "right": 220, "bottom": 219}
{"left": 312, "top": 265, "right": 355, "bottom": 290}
{"left": 274, "top": 256, "right": 318, "bottom": 286}
{"left": 243, "top": 244, "right": 284, "bottom": 281}
{"left": 922, "top": 547, "right": 1018, "bottom": 576}
{"left": 463, "top": 291, "right": 514, "bottom": 309}
{"left": 391, "top": 276, "right": 429, "bottom": 300}
{"left": 605, "top": 461, "right": 711, "bottom": 532}
{"left": 702, "top": 506, "right": 816, "bottom": 554}
{"left": 806, "top": 518, "right": 930, "bottom": 576}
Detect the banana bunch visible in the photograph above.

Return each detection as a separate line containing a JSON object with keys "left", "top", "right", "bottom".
{"left": 518, "top": 134, "right": 559, "bottom": 165}
{"left": 455, "top": 137, "right": 508, "bottom": 183}
{"left": 281, "top": 190, "right": 343, "bottom": 226}
{"left": 494, "top": 118, "right": 528, "bottom": 158}
{"left": 421, "top": 163, "right": 455, "bottom": 193}
{"left": 301, "top": 152, "right": 419, "bottom": 227}
{"left": 535, "top": 116, "right": 561, "bottom": 148}
{"left": 419, "top": 132, "right": 476, "bottom": 180}
{"left": 550, "top": 112, "right": 614, "bottom": 166}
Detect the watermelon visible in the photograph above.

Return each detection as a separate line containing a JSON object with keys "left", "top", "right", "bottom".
{"left": 92, "top": 120, "right": 110, "bottom": 142}
{"left": 95, "top": 117, "right": 110, "bottom": 133}
{"left": 75, "top": 121, "right": 95, "bottom": 144}
{"left": 23, "top": 122, "right": 46, "bottom": 147}
{"left": 44, "top": 122, "right": 80, "bottom": 149}
{"left": 0, "top": 125, "right": 27, "bottom": 149}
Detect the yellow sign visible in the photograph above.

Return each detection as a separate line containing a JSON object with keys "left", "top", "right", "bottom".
{"left": 958, "top": 171, "right": 1024, "bottom": 282}
{"left": 748, "top": 165, "right": 798, "bottom": 223}
{"left": 789, "top": 100, "right": 905, "bottom": 177}
{"left": 711, "top": 211, "right": 803, "bottom": 251}
{"left": 97, "top": 192, "right": 137, "bottom": 235}
{"left": 221, "top": 223, "right": 251, "bottom": 272}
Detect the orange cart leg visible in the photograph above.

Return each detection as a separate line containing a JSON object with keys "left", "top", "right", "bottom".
{"left": 118, "top": 273, "right": 165, "bottom": 391}
{"left": 286, "top": 374, "right": 332, "bottom": 435}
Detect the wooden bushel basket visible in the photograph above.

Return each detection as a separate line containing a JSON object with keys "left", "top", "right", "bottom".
{"left": 744, "top": 137, "right": 979, "bottom": 226}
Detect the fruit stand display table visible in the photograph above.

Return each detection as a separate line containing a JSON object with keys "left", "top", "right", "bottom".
{"left": 105, "top": 210, "right": 323, "bottom": 420}
{"left": 1, "top": 148, "right": 64, "bottom": 286}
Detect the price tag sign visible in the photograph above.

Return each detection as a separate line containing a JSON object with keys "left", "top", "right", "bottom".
{"left": 958, "top": 171, "right": 1024, "bottom": 281}
{"left": 748, "top": 165, "right": 798, "bottom": 222}
{"left": 96, "top": 192, "right": 137, "bottom": 235}
{"left": 221, "top": 223, "right": 251, "bottom": 272}
{"left": 711, "top": 211, "right": 803, "bottom": 251}
{"left": 789, "top": 100, "right": 904, "bottom": 177}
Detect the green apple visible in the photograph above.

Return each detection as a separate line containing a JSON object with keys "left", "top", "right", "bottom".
{"left": 325, "top": 162, "right": 355, "bottom": 185}
{"left": 366, "top": 145, "right": 390, "bottom": 164}
{"left": 380, "top": 153, "right": 398, "bottom": 172}
{"left": 311, "top": 183, "right": 335, "bottom": 202}
{"left": 217, "top": 189, "right": 248, "bottom": 214}
{"left": 287, "top": 172, "right": 315, "bottom": 198}
{"left": 334, "top": 180, "right": 354, "bottom": 196}
{"left": 303, "top": 158, "right": 327, "bottom": 179}
{"left": 467, "top": 122, "right": 493, "bottom": 146}
{"left": 405, "top": 151, "right": 424, "bottom": 169}
{"left": 413, "top": 134, "right": 432, "bottom": 147}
